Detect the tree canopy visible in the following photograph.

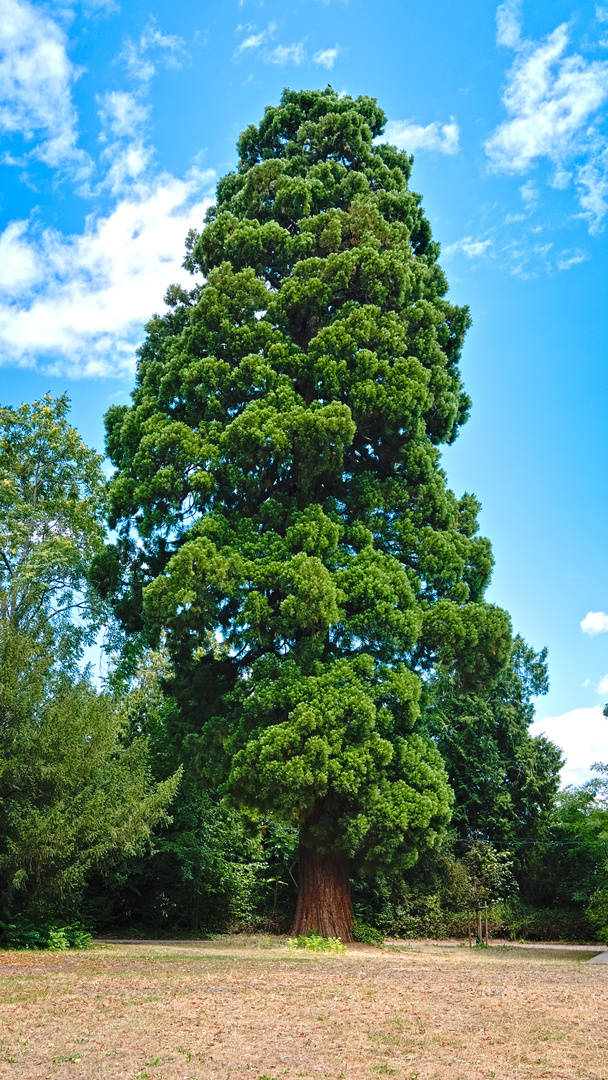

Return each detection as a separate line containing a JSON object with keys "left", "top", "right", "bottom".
{"left": 102, "top": 87, "right": 514, "bottom": 938}
{"left": 0, "top": 394, "right": 106, "bottom": 658}
{"left": 426, "top": 636, "right": 563, "bottom": 842}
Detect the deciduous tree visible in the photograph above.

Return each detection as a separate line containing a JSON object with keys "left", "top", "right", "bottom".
{"left": 0, "top": 393, "right": 106, "bottom": 657}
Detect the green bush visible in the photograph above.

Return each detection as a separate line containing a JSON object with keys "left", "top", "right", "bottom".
{"left": 585, "top": 889, "right": 608, "bottom": 942}
{"left": 488, "top": 901, "right": 595, "bottom": 942}
{"left": 352, "top": 918, "right": 384, "bottom": 946}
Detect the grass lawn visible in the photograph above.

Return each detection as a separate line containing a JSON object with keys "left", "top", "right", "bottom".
{"left": 0, "top": 937, "right": 607, "bottom": 1080}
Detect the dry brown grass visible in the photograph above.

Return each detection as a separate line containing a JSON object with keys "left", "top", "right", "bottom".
{"left": 0, "top": 938, "right": 607, "bottom": 1080}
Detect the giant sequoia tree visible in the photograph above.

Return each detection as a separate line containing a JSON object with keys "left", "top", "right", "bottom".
{"left": 103, "top": 88, "right": 512, "bottom": 939}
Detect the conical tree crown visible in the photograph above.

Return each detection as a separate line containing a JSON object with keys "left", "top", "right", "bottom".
{"left": 104, "top": 88, "right": 512, "bottom": 870}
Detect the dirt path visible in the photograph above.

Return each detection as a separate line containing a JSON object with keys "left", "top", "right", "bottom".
{"left": 2, "top": 939, "right": 608, "bottom": 1080}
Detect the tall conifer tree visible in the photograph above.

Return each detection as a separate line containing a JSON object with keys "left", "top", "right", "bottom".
{"left": 103, "top": 89, "right": 512, "bottom": 939}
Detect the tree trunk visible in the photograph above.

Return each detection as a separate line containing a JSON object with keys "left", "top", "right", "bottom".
{"left": 291, "top": 840, "right": 354, "bottom": 942}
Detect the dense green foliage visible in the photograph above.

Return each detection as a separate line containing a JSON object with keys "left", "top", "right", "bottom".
{"left": 0, "top": 399, "right": 179, "bottom": 930}
{"left": 0, "top": 395, "right": 106, "bottom": 654}
{"left": 426, "top": 636, "right": 563, "bottom": 841}
{"left": 87, "top": 653, "right": 269, "bottom": 934}
{"left": 101, "top": 88, "right": 514, "bottom": 897}
{"left": 0, "top": 632, "right": 179, "bottom": 924}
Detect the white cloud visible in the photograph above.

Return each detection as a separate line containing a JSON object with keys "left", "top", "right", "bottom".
{"left": 235, "top": 30, "right": 266, "bottom": 54}
{"left": 0, "top": 4, "right": 215, "bottom": 378}
{"left": 234, "top": 23, "right": 276, "bottom": 56}
{"left": 269, "top": 42, "right": 306, "bottom": 66}
{"left": 383, "top": 118, "right": 460, "bottom": 156}
{"left": 598, "top": 675, "right": 608, "bottom": 695}
{"left": 550, "top": 166, "right": 572, "bottom": 189}
{"left": 79, "top": 0, "right": 119, "bottom": 12}
{"left": 95, "top": 90, "right": 153, "bottom": 195}
{"left": 313, "top": 46, "right": 339, "bottom": 70}
{"left": 557, "top": 247, "right": 588, "bottom": 269}
{"left": 98, "top": 90, "right": 149, "bottom": 140}
{"left": 486, "top": 9, "right": 608, "bottom": 231}
{"left": 581, "top": 611, "right": 608, "bottom": 635}
{"left": 0, "top": 0, "right": 89, "bottom": 173}
{"left": 485, "top": 23, "right": 608, "bottom": 174}
{"left": 520, "top": 179, "right": 538, "bottom": 207}
{"left": 576, "top": 156, "right": 608, "bottom": 232}
{"left": 597, "top": 6, "right": 608, "bottom": 24}
{"left": 0, "top": 170, "right": 214, "bottom": 377}
{"left": 121, "top": 18, "right": 188, "bottom": 83}
{"left": 530, "top": 705, "right": 608, "bottom": 787}
{"left": 496, "top": 0, "right": 522, "bottom": 49}
{"left": 443, "top": 235, "right": 494, "bottom": 258}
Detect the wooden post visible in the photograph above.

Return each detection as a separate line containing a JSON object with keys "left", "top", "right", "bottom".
{"left": 467, "top": 910, "right": 472, "bottom": 947}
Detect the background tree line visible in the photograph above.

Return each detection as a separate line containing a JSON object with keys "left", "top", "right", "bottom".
{"left": 2, "top": 89, "right": 607, "bottom": 946}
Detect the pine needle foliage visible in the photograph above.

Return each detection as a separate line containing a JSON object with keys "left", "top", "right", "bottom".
{"left": 102, "top": 89, "right": 513, "bottom": 904}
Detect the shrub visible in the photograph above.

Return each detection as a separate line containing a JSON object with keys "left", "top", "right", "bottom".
{"left": 585, "top": 889, "right": 608, "bottom": 942}
{"left": 352, "top": 918, "right": 384, "bottom": 946}
{"left": 0, "top": 920, "right": 92, "bottom": 950}
{"left": 287, "top": 930, "right": 347, "bottom": 954}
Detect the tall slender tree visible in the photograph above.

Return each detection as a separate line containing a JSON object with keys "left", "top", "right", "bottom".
{"left": 102, "top": 88, "right": 512, "bottom": 939}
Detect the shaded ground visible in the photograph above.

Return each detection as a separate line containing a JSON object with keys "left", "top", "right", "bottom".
{"left": 1, "top": 937, "right": 607, "bottom": 1080}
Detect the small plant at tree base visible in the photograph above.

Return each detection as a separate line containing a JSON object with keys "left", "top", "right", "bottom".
{"left": 352, "top": 918, "right": 384, "bottom": 946}
{"left": 287, "top": 929, "right": 347, "bottom": 954}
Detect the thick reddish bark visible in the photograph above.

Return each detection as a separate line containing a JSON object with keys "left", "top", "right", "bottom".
{"left": 291, "top": 840, "right": 354, "bottom": 941}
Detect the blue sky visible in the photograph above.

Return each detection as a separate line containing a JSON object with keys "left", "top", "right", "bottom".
{"left": 1, "top": 0, "right": 607, "bottom": 784}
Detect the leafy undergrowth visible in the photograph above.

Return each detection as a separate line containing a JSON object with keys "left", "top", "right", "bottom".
{"left": 287, "top": 929, "right": 347, "bottom": 953}
{"left": 0, "top": 920, "right": 91, "bottom": 950}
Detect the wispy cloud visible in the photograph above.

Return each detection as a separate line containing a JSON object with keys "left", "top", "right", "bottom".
{"left": 98, "top": 90, "right": 149, "bottom": 140}
{"left": 0, "top": 0, "right": 89, "bottom": 175}
{"left": 557, "top": 247, "right": 588, "bottom": 270}
{"left": 234, "top": 24, "right": 316, "bottom": 67}
{"left": 443, "top": 235, "right": 494, "bottom": 258}
{"left": 120, "top": 18, "right": 189, "bottom": 83}
{"left": 443, "top": 229, "right": 589, "bottom": 278}
{"left": 576, "top": 155, "right": 608, "bottom": 233}
{"left": 520, "top": 179, "right": 538, "bottom": 207}
{"left": 383, "top": 118, "right": 460, "bottom": 155}
{"left": 313, "top": 46, "right": 339, "bottom": 70}
{"left": 486, "top": 8, "right": 608, "bottom": 231}
{"left": 598, "top": 675, "right": 608, "bottom": 694}
{"left": 581, "top": 611, "right": 608, "bottom": 635}
{"left": 269, "top": 42, "right": 305, "bottom": 66}
{"left": 496, "top": 0, "right": 522, "bottom": 49}
{"left": 234, "top": 22, "right": 276, "bottom": 57}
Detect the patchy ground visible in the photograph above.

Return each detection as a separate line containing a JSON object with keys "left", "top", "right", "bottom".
{"left": 1, "top": 937, "right": 607, "bottom": 1080}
